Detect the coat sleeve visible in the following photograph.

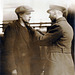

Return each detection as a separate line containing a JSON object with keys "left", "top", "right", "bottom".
{"left": 37, "top": 25, "right": 63, "bottom": 46}
{"left": 34, "top": 30, "right": 44, "bottom": 40}
{"left": 4, "top": 26, "right": 16, "bottom": 72}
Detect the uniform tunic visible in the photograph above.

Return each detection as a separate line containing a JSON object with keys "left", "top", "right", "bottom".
{"left": 36, "top": 17, "right": 74, "bottom": 75}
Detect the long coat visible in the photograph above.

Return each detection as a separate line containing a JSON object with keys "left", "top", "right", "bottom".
{"left": 36, "top": 17, "right": 74, "bottom": 75}
{"left": 3, "top": 20, "right": 42, "bottom": 75}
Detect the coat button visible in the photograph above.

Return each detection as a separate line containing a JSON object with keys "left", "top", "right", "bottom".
{"left": 22, "top": 53, "right": 26, "bottom": 56}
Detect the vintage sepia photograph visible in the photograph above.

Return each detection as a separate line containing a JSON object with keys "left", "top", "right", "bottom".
{"left": 0, "top": 0, "right": 75, "bottom": 75}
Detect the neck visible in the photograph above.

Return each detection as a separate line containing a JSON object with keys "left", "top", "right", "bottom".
{"left": 18, "top": 18, "right": 29, "bottom": 27}
{"left": 18, "top": 18, "right": 25, "bottom": 27}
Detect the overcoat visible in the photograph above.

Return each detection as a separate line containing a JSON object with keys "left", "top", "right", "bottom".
{"left": 36, "top": 17, "right": 74, "bottom": 75}
{"left": 3, "top": 20, "right": 42, "bottom": 75}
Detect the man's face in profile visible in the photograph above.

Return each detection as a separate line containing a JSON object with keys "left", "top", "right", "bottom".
{"left": 21, "top": 12, "right": 31, "bottom": 22}
{"left": 48, "top": 10, "right": 56, "bottom": 22}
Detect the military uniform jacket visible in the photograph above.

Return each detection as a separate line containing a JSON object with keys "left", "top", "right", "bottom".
{"left": 36, "top": 17, "right": 74, "bottom": 75}
{"left": 37, "top": 17, "right": 73, "bottom": 53}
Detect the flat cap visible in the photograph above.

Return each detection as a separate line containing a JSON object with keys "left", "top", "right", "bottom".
{"left": 47, "top": 5, "right": 66, "bottom": 13}
{"left": 15, "top": 5, "right": 34, "bottom": 14}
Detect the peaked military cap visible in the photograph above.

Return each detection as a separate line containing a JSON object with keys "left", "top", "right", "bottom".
{"left": 47, "top": 5, "right": 66, "bottom": 13}
{"left": 15, "top": 5, "right": 34, "bottom": 14}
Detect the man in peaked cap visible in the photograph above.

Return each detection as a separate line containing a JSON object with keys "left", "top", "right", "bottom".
{"left": 3, "top": 5, "right": 42, "bottom": 75}
{"left": 34, "top": 5, "right": 74, "bottom": 75}
{"left": 47, "top": 5, "right": 68, "bottom": 20}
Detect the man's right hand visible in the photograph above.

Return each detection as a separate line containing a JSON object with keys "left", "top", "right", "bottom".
{"left": 12, "top": 69, "right": 17, "bottom": 75}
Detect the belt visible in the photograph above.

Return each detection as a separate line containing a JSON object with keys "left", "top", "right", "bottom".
{"left": 40, "top": 46, "right": 71, "bottom": 53}
{"left": 49, "top": 48, "right": 71, "bottom": 53}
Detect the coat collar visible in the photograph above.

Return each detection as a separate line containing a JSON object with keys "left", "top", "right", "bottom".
{"left": 13, "top": 20, "right": 29, "bottom": 28}
{"left": 56, "top": 17, "right": 66, "bottom": 23}
{"left": 13, "top": 20, "right": 35, "bottom": 35}
{"left": 51, "top": 17, "right": 66, "bottom": 25}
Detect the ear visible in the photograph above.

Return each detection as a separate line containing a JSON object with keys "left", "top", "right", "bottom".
{"left": 63, "top": 10, "right": 68, "bottom": 18}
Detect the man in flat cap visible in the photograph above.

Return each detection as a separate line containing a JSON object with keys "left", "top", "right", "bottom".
{"left": 3, "top": 5, "right": 42, "bottom": 75}
{"left": 35, "top": 5, "right": 74, "bottom": 75}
